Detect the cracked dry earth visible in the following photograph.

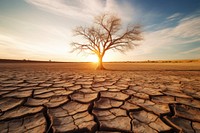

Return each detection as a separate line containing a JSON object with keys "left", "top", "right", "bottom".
{"left": 0, "top": 66, "right": 200, "bottom": 133}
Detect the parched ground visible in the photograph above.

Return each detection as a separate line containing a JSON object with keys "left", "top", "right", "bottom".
{"left": 0, "top": 63, "right": 200, "bottom": 133}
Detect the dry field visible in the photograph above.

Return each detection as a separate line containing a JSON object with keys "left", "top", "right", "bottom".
{"left": 0, "top": 62, "right": 200, "bottom": 133}
{"left": 1, "top": 62, "right": 200, "bottom": 71}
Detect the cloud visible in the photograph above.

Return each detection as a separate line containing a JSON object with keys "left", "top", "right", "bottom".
{"left": 136, "top": 14, "right": 200, "bottom": 55}
{"left": 0, "top": 34, "right": 16, "bottom": 45}
{"left": 0, "top": 32, "right": 70, "bottom": 60}
{"left": 2, "top": 1, "right": 200, "bottom": 61}
{"left": 171, "top": 16, "right": 200, "bottom": 38}
{"left": 25, "top": 0, "right": 134, "bottom": 22}
{"left": 167, "top": 13, "right": 182, "bottom": 21}
{"left": 0, "top": 18, "right": 72, "bottom": 61}
{"left": 180, "top": 47, "right": 200, "bottom": 54}
{"left": 25, "top": 0, "right": 100, "bottom": 20}
{"left": 0, "top": 33, "right": 34, "bottom": 59}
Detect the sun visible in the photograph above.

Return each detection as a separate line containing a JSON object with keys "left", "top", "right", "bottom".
{"left": 87, "top": 55, "right": 99, "bottom": 63}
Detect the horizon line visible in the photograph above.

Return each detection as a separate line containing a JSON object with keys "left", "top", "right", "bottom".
{"left": 0, "top": 58, "right": 200, "bottom": 63}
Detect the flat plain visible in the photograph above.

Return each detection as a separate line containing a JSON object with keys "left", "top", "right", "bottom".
{"left": 0, "top": 62, "right": 200, "bottom": 133}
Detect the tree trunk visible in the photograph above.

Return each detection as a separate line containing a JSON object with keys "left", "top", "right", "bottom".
{"left": 96, "top": 55, "right": 105, "bottom": 70}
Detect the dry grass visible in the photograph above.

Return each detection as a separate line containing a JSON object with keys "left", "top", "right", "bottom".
{"left": 0, "top": 62, "right": 200, "bottom": 71}
{"left": 103, "top": 62, "right": 200, "bottom": 71}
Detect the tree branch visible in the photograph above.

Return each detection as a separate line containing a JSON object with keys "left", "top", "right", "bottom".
{"left": 71, "top": 13, "right": 143, "bottom": 60}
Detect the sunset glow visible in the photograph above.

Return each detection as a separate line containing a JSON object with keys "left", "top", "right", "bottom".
{"left": 0, "top": 0, "right": 200, "bottom": 62}
{"left": 87, "top": 55, "right": 99, "bottom": 63}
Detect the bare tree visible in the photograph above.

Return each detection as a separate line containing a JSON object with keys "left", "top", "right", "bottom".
{"left": 71, "top": 13, "right": 142, "bottom": 70}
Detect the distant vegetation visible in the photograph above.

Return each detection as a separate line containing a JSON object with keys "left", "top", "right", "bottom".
{"left": 130, "top": 59, "right": 200, "bottom": 63}
{"left": 0, "top": 59, "right": 58, "bottom": 63}
{"left": 0, "top": 59, "right": 199, "bottom": 63}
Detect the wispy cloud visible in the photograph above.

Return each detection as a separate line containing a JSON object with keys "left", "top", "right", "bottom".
{"left": 0, "top": 32, "right": 71, "bottom": 60}
{"left": 1, "top": 1, "right": 200, "bottom": 61}
{"left": 136, "top": 13, "right": 200, "bottom": 55}
{"left": 167, "top": 13, "right": 182, "bottom": 21}
{"left": 25, "top": 0, "right": 134, "bottom": 22}
{"left": 1, "top": 0, "right": 136, "bottom": 61}
{"left": 0, "top": 16, "right": 72, "bottom": 61}
{"left": 180, "top": 47, "right": 200, "bottom": 54}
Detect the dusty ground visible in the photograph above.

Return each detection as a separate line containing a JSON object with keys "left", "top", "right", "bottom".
{"left": 0, "top": 62, "right": 200, "bottom": 133}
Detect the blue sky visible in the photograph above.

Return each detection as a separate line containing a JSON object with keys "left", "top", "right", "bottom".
{"left": 0, "top": 0, "right": 200, "bottom": 62}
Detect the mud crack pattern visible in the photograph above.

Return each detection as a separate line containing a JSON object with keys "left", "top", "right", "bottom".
{"left": 0, "top": 67, "right": 200, "bottom": 133}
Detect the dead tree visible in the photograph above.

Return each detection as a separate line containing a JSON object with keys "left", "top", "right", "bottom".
{"left": 71, "top": 13, "right": 142, "bottom": 70}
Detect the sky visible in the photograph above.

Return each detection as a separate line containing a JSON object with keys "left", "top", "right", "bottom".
{"left": 0, "top": 0, "right": 200, "bottom": 62}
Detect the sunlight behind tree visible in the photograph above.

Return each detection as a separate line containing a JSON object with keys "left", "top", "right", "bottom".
{"left": 71, "top": 13, "right": 143, "bottom": 70}
{"left": 87, "top": 55, "right": 99, "bottom": 63}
